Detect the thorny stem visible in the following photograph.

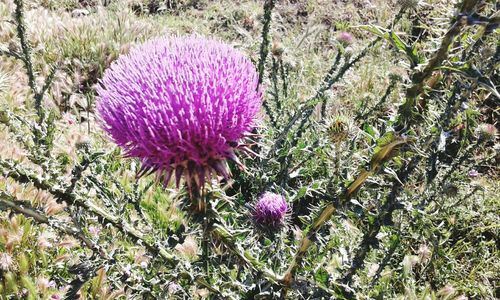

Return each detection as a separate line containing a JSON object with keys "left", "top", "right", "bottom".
{"left": 13, "top": 0, "right": 36, "bottom": 100}
{"left": 271, "top": 9, "right": 407, "bottom": 161}
{"left": 0, "top": 158, "right": 177, "bottom": 264}
{"left": 280, "top": 2, "right": 478, "bottom": 290}
{"left": 355, "top": 77, "right": 399, "bottom": 122}
{"left": 398, "top": 0, "right": 483, "bottom": 129}
{"left": 0, "top": 192, "right": 103, "bottom": 255}
{"left": 212, "top": 223, "right": 281, "bottom": 284}
{"left": 319, "top": 50, "right": 342, "bottom": 119}
{"left": 0, "top": 192, "right": 181, "bottom": 298}
{"left": 339, "top": 157, "right": 421, "bottom": 294}
{"left": 8, "top": 0, "right": 59, "bottom": 146}
{"left": 340, "top": 0, "right": 485, "bottom": 293}
{"left": 271, "top": 36, "right": 382, "bottom": 159}
{"left": 419, "top": 141, "right": 481, "bottom": 208}
{"left": 258, "top": 0, "right": 277, "bottom": 128}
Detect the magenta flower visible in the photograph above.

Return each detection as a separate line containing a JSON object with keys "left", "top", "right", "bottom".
{"left": 97, "top": 36, "right": 262, "bottom": 190}
{"left": 337, "top": 31, "right": 354, "bottom": 45}
{"left": 254, "top": 192, "right": 288, "bottom": 228}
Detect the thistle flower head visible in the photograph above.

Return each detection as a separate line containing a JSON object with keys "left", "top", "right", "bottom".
{"left": 327, "top": 114, "right": 351, "bottom": 143}
{"left": 97, "top": 36, "right": 262, "bottom": 190}
{"left": 337, "top": 31, "right": 354, "bottom": 45}
{"left": 253, "top": 192, "right": 288, "bottom": 229}
{"left": 476, "top": 123, "right": 497, "bottom": 141}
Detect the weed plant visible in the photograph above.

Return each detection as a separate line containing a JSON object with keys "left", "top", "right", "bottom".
{"left": 0, "top": 0, "right": 498, "bottom": 299}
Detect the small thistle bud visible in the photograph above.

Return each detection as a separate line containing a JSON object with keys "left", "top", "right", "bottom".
{"left": 242, "top": 15, "right": 255, "bottom": 30}
{"left": 442, "top": 182, "right": 458, "bottom": 197}
{"left": 337, "top": 31, "right": 354, "bottom": 46}
{"left": 476, "top": 123, "right": 497, "bottom": 141}
{"left": 168, "top": 282, "right": 182, "bottom": 294}
{"left": 8, "top": 41, "right": 19, "bottom": 53}
{"left": 271, "top": 40, "right": 285, "bottom": 57}
{"left": 36, "top": 277, "right": 56, "bottom": 291}
{"left": 0, "top": 110, "right": 9, "bottom": 123}
{"left": 468, "top": 169, "right": 479, "bottom": 177}
{"left": 75, "top": 137, "right": 92, "bottom": 151}
{"left": 417, "top": 244, "right": 431, "bottom": 263}
{"left": 253, "top": 192, "right": 288, "bottom": 229}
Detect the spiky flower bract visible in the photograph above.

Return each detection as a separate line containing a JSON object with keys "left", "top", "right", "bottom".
{"left": 327, "top": 113, "right": 352, "bottom": 143}
{"left": 96, "top": 36, "right": 262, "bottom": 190}
{"left": 253, "top": 192, "right": 288, "bottom": 229}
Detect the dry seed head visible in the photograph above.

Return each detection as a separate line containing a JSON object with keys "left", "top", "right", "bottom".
{"left": 271, "top": 40, "right": 285, "bottom": 57}
{"left": 437, "top": 285, "right": 456, "bottom": 297}
{"left": 327, "top": 114, "right": 351, "bottom": 143}
{"left": 0, "top": 252, "right": 14, "bottom": 271}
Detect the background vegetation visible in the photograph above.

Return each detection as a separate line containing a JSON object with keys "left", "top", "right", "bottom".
{"left": 0, "top": 0, "right": 498, "bottom": 299}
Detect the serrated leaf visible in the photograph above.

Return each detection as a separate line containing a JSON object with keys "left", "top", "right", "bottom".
{"left": 313, "top": 267, "right": 330, "bottom": 285}
{"left": 358, "top": 25, "right": 419, "bottom": 66}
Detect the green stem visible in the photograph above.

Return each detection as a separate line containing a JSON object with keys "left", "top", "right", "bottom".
{"left": 0, "top": 158, "right": 176, "bottom": 264}
{"left": 257, "top": 0, "right": 277, "bottom": 127}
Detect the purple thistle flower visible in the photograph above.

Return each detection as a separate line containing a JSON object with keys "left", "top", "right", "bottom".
{"left": 254, "top": 192, "right": 288, "bottom": 228}
{"left": 337, "top": 31, "right": 354, "bottom": 45}
{"left": 97, "top": 36, "right": 262, "bottom": 190}
{"left": 468, "top": 169, "right": 479, "bottom": 178}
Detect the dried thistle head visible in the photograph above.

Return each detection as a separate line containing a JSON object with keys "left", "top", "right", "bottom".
{"left": 271, "top": 40, "right": 285, "bottom": 57}
{"left": 174, "top": 235, "right": 199, "bottom": 261}
{"left": 326, "top": 114, "right": 352, "bottom": 144}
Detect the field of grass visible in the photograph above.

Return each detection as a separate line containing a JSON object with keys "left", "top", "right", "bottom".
{"left": 0, "top": 0, "right": 498, "bottom": 299}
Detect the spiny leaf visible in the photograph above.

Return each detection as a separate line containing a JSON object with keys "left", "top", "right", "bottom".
{"left": 440, "top": 65, "right": 500, "bottom": 99}
{"left": 358, "top": 25, "right": 420, "bottom": 66}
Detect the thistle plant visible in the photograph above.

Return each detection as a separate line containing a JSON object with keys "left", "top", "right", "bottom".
{"left": 0, "top": 0, "right": 498, "bottom": 299}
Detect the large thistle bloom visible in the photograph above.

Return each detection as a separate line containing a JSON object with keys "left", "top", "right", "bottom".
{"left": 97, "top": 36, "right": 262, "bottom": 190}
